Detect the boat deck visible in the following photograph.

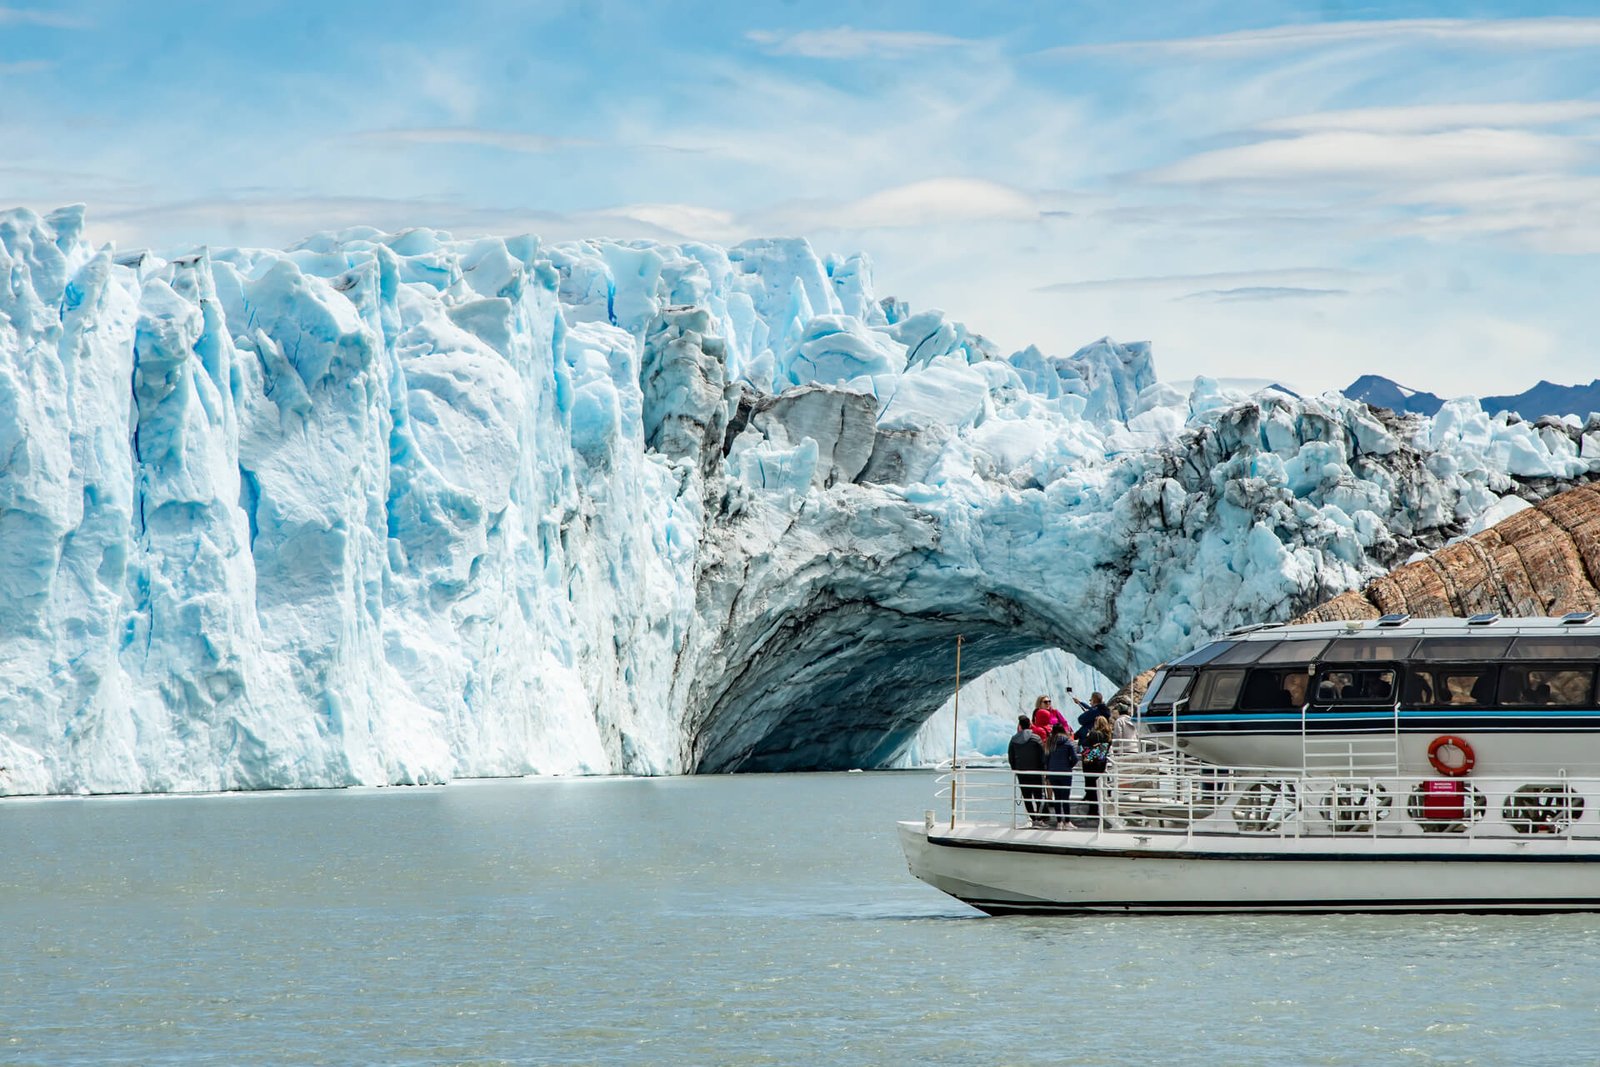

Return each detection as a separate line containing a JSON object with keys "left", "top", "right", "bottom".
{"left": 937, "top": 740, "right": 1600, "bottom": 845}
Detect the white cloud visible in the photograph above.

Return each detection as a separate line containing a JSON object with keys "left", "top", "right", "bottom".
{"left": 1395, "top": 174, "right": 1600, "bottom": 254}
{"left": 767, "top": 177, "right": 1039, "bottom": 232}
{"left": 1053, "top": 17, "right": 1600, "bottom": 58}
{"left": 1144, "top": 129, "right": 1589, "bottom": 185}
{"left": 746, "top": 26, "right": 975, "bottom": 59}
{"left": 1037, "top": 268, "right": 1363, "bottom": 294}
{"left": 0, "top": 59, "right": 52, "bottom": 74}
{"left": 606, "top": 203, "right": 739, "bottom": 242}
{"left": 1177, "top": 286, "right": 1348, "bottom": 302}
{"left": 412, "top": 57, "right": 481, "bottom": 124}
{"left": 355, "top": 127, "right": 593, "bottom": 152}
{"left": 0, "top": 6, "right": 88, "bottom": 28}
{"left": 1260, "top": 101, "right": 1600, "bottom": 134}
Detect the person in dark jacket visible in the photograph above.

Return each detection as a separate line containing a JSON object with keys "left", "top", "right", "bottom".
{"left": 1006, "top": 715, "right": 1048, "bottom": 825}
{"left": 1045, "top": 724, "right": 1078, "bottom": 829}
{"left": 1079, "top": 715, "right": 1113, "bottom": 825}
{"left": 1072, "top": 689, "right": 1110, "bottom": 736}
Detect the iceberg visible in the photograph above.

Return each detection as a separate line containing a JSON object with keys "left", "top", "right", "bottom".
{"left": 2, "top": 205, "right": 1597, "bottom": 794}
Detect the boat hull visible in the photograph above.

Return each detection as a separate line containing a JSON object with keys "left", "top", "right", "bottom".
{"left": 898, "top": 821, "right": 1600, "bottom": 915}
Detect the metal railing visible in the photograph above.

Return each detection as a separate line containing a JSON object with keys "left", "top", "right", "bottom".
{"left": 1299, "top": 699, "right": 1401, "bottom": 775}
{"left": 939, "top": 739, "right": 1600, "bottom": 841}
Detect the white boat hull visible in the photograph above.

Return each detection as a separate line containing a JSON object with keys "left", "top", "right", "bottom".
{"left": 899, "top": 820, "right": 1600, "bottom": 914}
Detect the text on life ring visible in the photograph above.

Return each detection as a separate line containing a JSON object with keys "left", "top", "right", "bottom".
{"left": 1428, "top": 735, "right": 1475, "bottom": 777}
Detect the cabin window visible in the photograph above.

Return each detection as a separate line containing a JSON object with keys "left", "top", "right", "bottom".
{"left": 1320, "top": 637, "right": 1418, "bottom": 663}
{"left": 1415, "top": 637, "right": 1513, "bottom": 661}
{"left": 1256, "top": 639, "right": 1330, "bottom": 664}
{"left": 1170, "top": 642, "right": 1237, "bottom": 668}
{"left": 1404, "top": 666, "right": 1499, "bottom": 707}
{"left": 1311, "top": 668, "right": 1395, "bottom": 704}
{"left": 1239, "top": 668, "right": 1311, "bottom": 710}
{"left": 1212, "top": 641, "right": 1275, "bottom": 666}
{"left": 1148, "top": 671, "right": 1194, "bottom": 708}
{"left": 1188, "top": 669, "right": 1246, "bottom": 712}
{"left": 1497, "top": 666, "right": 1594, "bottom": 707}
{"left": 1506, "top": 638, "right": 1600, "bottom": 660}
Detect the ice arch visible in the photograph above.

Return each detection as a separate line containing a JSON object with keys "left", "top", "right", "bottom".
{"left": 901, "top": 649, "right": 1116, "bottom": 767}
{"left": 2, "top": 208, "right": 1597, "bottom": 794}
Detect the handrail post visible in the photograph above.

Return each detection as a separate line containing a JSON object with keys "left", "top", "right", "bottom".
{"left": 949, "top": 635, "right": 962, "bottom": 831}
{"left": 1392, "top": 697, "right": 1402, "bottom": 775}
{"left": 1186, "top": 768, "right": 1195, "bottom": 841}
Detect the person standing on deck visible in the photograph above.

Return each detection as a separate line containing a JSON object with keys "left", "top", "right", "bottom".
{"left": 1029, "top": 709, "right": 1051, "bottom": 745}
{"left": 1079, "top": 715, "right": 1113, "bottom": 826}
{"left": 1112, "top": 706, "right": 1138, "bottom": 745}
{"left": 1007, "top": 715, "right": 1048, "bottom": 826}
{"left": 1034, "top": 695, "right": 1069, "bottom": 735}
{"left": 1072, "top": 690, "right": 1109, "bottom": 736}
{"left": 1045, "top": 723, "right": 1078, "bottom": 829}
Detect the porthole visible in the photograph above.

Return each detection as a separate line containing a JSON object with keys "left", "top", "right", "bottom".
{"left": 1502, "top": 784, "right": 1585, "bottom": 834}
{"left": 1316, "top": 782, "right": 1392, "bottom": 833}
{"left": 1231, "top": 780, "right": 1299, "bottom": 833}
{"left": 1404, "top": 783, "right": 1486, "bottom": 833}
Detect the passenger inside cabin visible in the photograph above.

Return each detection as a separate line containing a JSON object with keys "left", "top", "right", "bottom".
{"left": 1313, "top": 669, "right": 1395, "bottom": 703}
{"left": 1363, "top": 671, "right": 1396, "bottom": 701}
{"left": 1469, "top": 673, "right": 1496, "bottom": 706}
{"left": 1405, "top": 669, "right": 1493, "bottom": 707}
{"left": 1239, "top": 670, "right": 1312, "bottom": 710}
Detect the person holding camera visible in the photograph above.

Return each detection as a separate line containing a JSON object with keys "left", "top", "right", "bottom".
{"left": 1071, "top": 688, "right": 1110, "bottom": 737}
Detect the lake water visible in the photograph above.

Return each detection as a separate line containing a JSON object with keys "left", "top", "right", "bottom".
{"left": 4, "top": 770, "right": 1599, "bottom": 1065}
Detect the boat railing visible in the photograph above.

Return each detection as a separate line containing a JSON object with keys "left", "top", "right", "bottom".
{"left": 937, "top": 741, "right": 1600, "bottom": 840}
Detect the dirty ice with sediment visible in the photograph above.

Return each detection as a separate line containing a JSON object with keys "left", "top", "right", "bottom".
{"left": 1, "top": 205, "right": 1595, "bottom": 795}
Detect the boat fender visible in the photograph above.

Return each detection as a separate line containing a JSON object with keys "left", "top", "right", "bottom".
{"left": 1427, "top": 735, "right": 1475, "bottom": 777}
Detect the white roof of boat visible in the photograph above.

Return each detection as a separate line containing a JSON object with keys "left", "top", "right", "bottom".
{"left": 1225, "top": 615, "right": 1600, "bottom": 641}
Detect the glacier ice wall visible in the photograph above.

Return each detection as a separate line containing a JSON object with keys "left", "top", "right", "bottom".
{"left": 2, "top": 205, "right": 1597, "bottom": 793}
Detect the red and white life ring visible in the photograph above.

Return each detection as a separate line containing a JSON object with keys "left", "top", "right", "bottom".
{"left": 1428, "top": 735, "right": 1475, "bottom": 777}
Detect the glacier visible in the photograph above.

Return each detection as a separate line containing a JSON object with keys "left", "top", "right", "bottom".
{"left": 2, "top": 204, "right": 1597, "bottom": 795}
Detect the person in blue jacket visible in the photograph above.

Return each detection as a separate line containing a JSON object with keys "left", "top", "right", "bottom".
{"left": 1045, "top": 723, "right": 1078, "bottom": 829}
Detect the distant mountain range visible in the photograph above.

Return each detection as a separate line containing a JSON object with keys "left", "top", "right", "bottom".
{"left": 1344, "top": 375, "right": 1600, "bottom": 420}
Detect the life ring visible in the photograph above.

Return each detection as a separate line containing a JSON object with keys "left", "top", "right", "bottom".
{"left": 1428, "top": 735, "right": 1475, "bottom": 777}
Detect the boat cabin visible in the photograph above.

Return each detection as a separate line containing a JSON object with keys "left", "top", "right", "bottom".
{"left": 1139, "top": 614, "right": 1600, "bottom": 773}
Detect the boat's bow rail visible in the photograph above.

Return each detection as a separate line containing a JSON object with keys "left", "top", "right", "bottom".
{"left": 942, "top": 741, "right": 1600, "bottom": 840}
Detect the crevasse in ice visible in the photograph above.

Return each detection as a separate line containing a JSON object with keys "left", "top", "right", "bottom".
{"left": 1, "top": 206, "right": 1594, "bottom": 793}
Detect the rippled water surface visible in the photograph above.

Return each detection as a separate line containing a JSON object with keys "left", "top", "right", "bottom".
{"left": 4, "top": 771, "right": 1599, "bottom": 1064}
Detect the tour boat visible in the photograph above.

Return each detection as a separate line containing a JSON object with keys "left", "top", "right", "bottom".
{"left": 899, "top": 614, "right": 1600, "bottom": 914}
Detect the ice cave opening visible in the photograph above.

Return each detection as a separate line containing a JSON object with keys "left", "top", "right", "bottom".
{"left": 686, "top": 601, "right": 1112, "bottom": 773}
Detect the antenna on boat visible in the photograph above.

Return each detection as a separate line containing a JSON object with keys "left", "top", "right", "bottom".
{"left": 950, "top": 634, "right": 963, "bottom": 830}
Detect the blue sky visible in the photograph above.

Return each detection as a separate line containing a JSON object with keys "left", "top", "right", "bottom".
{"left": 3, "top": 1, "right": 1598, "bottom": 395}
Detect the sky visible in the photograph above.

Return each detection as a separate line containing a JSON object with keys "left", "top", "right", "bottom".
{"left": 2, "top": 0, "right": 1598, "bottom": 396}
